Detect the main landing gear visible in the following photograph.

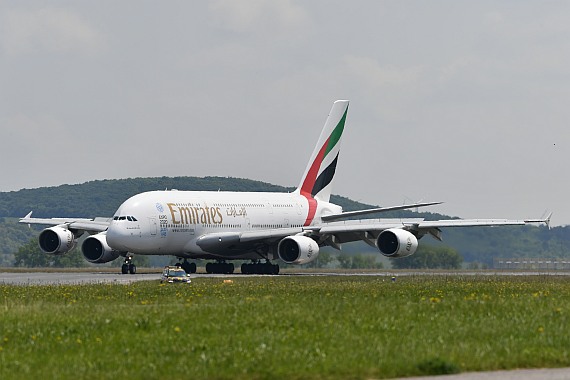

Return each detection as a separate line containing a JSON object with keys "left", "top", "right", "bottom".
{"left": 175, "top": 259, "right": 197, "bottom": 274}
{"left": 241, "top": 260, "right": 279, "bottom": 275}
{"left": 121, "top": 255, "right": 137, "bottom": 275}
{"left": 205, "top": 261, "right": 235, "bottom": 274}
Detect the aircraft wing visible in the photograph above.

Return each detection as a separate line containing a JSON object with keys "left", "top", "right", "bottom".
{"left": 314, "top": 216, "right": 550, "bottom": 245}
{"left": 19, "top": 212, "right": 111, "bottom": 233}
{"left": 195, "top": 215, "right": 550, "bottom": 253}
{"left": 320, "top": 201, "right": 443, "bottom": 222}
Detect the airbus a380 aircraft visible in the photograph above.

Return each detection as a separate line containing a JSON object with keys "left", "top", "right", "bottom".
{"left": 20, "top": 100, "right": 549, "bottom": 274}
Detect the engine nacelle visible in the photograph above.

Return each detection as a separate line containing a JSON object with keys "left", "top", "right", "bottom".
{"left": 278, "top": 235, "right": 319, "bottom": 265}
{"left": 38, "top": 226, "right": 77, "bottom": 255}
{"left": 376, "top": 228, "right": 418, "bottom": 258}
{"left": 82, "top": 233, "right": 121, "bottom": 264}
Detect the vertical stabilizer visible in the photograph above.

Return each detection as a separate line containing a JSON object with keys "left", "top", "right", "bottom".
{"left": 297, "top": 100, "right": 349, "bottom": 203}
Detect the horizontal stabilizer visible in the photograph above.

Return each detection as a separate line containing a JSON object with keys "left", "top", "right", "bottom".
{"left": 321, "top": 201, "right": 443, "bottom": 222}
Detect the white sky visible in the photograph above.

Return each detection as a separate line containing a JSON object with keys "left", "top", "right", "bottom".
{"left": 1, "top": 1, "right": 569, "bottom": 225}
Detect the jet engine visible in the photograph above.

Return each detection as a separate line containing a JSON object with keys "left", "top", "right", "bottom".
{"left": 38, "top": 226, "right": 77, "bottom": 255}
{"left": 82, "top": 233, "right": 121, "bottom": 264}
{"left": 278, "top": 235, "right": 319, "bottom": 265}
{"left": 376, "top": 228, "right": 418, "bottom": 258}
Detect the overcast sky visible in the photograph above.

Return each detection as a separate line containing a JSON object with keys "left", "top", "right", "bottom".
{"left": 1, "top": 1, "right": 569, "bottom": 225}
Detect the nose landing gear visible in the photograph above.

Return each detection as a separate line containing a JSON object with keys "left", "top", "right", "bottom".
{"left": 121, "top": 255, "right": 137, "bottom": 274}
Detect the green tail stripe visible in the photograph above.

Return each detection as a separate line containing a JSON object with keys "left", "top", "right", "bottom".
{"left": 324, "top": 107, "right": 348, "bottom": 157}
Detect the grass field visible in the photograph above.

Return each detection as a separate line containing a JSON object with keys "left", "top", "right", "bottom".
{"left": 1, "top": 275, "right": 570, "bottom": 379}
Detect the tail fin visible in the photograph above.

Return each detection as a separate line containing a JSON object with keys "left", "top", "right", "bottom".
{"left": 296, "top": 100, "right": 349, "bottom": 202}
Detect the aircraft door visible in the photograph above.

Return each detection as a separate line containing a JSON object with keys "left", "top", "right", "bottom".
{"left": 149, "top": 217, "right": 158, "bottom": 236}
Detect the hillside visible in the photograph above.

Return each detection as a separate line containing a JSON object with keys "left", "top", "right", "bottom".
{"left": 0, "top": 176, "right": 566, "bottom": 266}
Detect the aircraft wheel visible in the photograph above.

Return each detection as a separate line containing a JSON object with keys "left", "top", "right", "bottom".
{"left": 129, "top": 264, "right": 137, "bottom": 274}
{"left": 205, "top": 263, "right": 213, "bottom": 274}
{"left": 121, "top": 264, "right": 129, "bottom": 275}
{"left": 181, "top": 261, "right": 196, "bottom": 274}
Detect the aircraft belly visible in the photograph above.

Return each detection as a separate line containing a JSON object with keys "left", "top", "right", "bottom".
{"left": 123, "top": 231, "right": 186, "bottom": 255}
{"left": 183, "top": 238, "right": 273, "bottom": 260}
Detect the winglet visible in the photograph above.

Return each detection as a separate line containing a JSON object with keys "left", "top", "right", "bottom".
{"left": 524, "top": 211, "right": 552, "bottom": 229}
{"left": 544, "top": 212, "right": 553, "bottom": 229}
{"left": 22, "top": 211, "right": 33, "bottom": 228}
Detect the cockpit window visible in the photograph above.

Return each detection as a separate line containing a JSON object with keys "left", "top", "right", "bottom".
{"left": 115, "top": 216, "right": 138, "bottom": 222}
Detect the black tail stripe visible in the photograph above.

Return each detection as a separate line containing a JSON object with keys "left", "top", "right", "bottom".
{"left": 311, "top": 153, "right": 339, "bottom": 196}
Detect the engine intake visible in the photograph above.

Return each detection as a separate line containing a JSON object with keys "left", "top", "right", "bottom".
{"left": 278, "top": 235, "right": 319, "bottom": 265}
{"left": 376, "top": 228, "right": 418, "bottom": 258}
{"left": 38, "top": 227, "right": 77, "bottom": 255}
{"left": 82, "top": 233, "right": 121, "bottom": 264}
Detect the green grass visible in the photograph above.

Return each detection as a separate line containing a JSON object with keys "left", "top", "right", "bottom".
{"left": 1, "top": 275, "right": 570, "bottom": 379}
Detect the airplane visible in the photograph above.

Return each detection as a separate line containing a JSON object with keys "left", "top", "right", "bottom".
{"left": 20, "top": 100, "right": 550, "bottom": 275}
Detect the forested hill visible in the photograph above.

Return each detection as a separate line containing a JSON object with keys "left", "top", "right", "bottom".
{"left": 0, "top": 176, "right": 567, "bottom": 266}
{"left": 0, "top": 177, "right": 289, "bottom": 218}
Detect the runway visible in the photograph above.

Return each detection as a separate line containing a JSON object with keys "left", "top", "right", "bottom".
{"left": 395, "top": 367, "right": 570, "bottom": 380}
{"left": 0, "top": 271, "right": 158, "bottom": 285}
{"left": 2, "top": 270, "right": 570, "bottom": 285}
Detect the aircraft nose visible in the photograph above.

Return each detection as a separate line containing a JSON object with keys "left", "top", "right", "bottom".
{"left": 106, "top": 223, "right": 129, "bottom": 251}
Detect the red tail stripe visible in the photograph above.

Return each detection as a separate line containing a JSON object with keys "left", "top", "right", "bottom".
{"left": 300, "top": 137, "right": 330, "bottom": 196}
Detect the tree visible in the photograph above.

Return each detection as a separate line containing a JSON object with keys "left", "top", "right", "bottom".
{"left": 351, "top": 254, "right": 383, "bottom": 269}
{"left": 336, "top": 253, "right": 384, "bottom": 269}
{"left": 337, "top": 253, "right": 352, "bottom": 269}
{"left": 390, "top": 245, "right": 463, "bottom": 269}
{"left": 14, "top": 238, "right": 86, "bottom": 268}
{"left": 305, "top": 251, "right": 335, "bottom": 268}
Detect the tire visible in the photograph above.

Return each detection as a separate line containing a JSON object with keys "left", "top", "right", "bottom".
{"left": 129, "top": 264, "right": 137, "bottom": 274}
{"left": 121, "top": 264, "right": 129, "bottom": 274}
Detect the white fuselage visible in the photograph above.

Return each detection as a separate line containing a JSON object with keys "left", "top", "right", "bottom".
{"left": 105, "top": 190, "right": 341, "bottom": 259}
